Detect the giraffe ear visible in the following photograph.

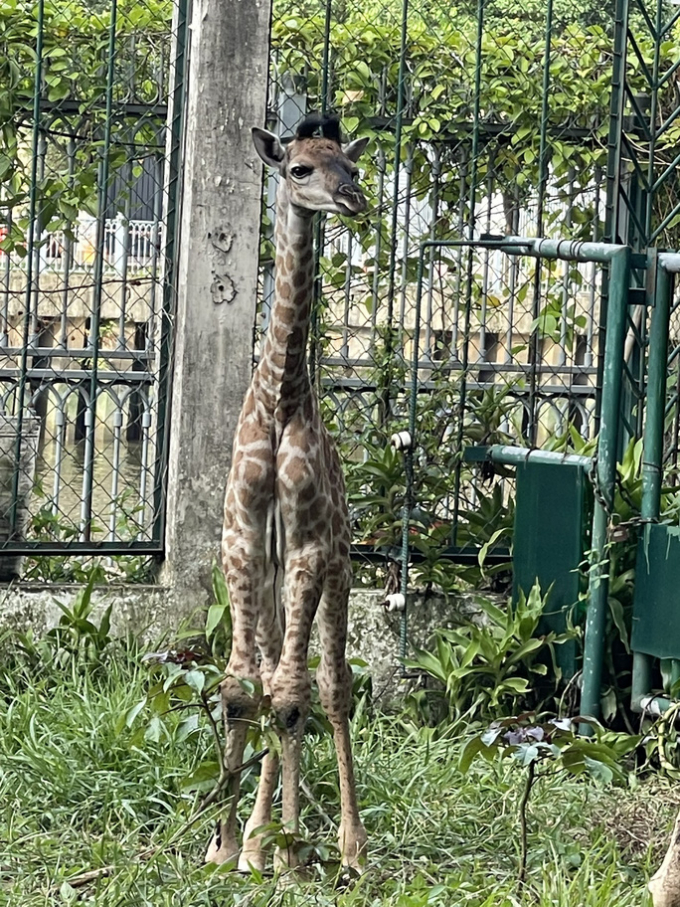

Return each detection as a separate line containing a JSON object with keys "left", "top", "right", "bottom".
{"left": 342, "top": 136, "right": 369, "bottom": 163}
{"left": 252, "top": 127, "right": 286, "bottom": 170}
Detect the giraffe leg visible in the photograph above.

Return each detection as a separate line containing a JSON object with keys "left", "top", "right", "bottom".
{"left": 316, "top": 583, "right": 368, "bottom": 873}
{"left": 205, "top": 539, "right": 265, "bottom": 866}
{"left": 269, "top": 553, "right": 321, "bottom": 872}
{"left": 239, "top": 576, "right": 283, "bottom": 873}
{"left": 238, "top": 751, "right": 280, "bottom": 872}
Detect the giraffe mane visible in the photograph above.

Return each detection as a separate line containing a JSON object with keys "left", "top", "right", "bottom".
{"left": 295, "top": 112, "right": 343, "bottom": 144}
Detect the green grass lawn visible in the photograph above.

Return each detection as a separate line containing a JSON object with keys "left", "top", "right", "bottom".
{"left": 0, "top": 642, "right": 669, "bottom": 906}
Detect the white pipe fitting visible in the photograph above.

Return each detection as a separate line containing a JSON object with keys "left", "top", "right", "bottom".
{"left": 390, "top": 430, "right": 412, "bottom": 451}
{"left": 383, "top": 593, "right": 406, "bottom": 613}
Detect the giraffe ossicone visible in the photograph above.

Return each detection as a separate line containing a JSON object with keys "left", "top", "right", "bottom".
{"left": 205, "top": 113, "right": 369, "bottom": 875}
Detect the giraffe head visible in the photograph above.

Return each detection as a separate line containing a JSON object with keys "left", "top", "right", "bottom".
{"left": 252, "top": 113, "right": 368, "bottom": 217}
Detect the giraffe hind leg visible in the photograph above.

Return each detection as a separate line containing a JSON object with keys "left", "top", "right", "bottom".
{"left": 315, "top": 585, "right": 368, "bottom": 872}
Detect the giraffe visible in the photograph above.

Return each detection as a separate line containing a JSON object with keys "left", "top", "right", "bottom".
{"left": 205, "top": 113, "right": 369, "bottom": 875}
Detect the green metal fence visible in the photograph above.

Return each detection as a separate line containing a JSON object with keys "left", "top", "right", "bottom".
{"left": 0, "top": 0, "right": 187, "bottom": 576}
{"left": 264, "top": 0, "right": 630, "bottom": 576}
{"left": 263, "top": 2, "right": 680, "bottom": 720}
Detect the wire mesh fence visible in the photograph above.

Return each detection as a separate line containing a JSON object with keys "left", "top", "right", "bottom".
{"left": 262, "top": 0, "right": 642, "bottom": 580}
{"left": 0, "top": 0, "right": 186, "bottom": 578}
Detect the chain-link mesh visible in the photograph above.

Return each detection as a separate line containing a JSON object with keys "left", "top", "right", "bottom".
{"left": 262, "top": 0, "right": 648, "bottom": 578}
{"left": 0, "top": 0, "right": 186, "bottom": 579}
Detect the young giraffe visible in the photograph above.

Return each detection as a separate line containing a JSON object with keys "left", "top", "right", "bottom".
{"left": 205, "top": 114, "right": 369, "bottom": 874}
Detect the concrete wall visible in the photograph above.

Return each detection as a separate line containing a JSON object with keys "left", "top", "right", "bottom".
{"left": 0, "top": 583, "right": 489, "bottom": 685}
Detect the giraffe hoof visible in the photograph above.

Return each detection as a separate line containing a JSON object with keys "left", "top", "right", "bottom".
{"left": 237, "top": 850, "right": 266, "bottom": 874}
{"left": 204, "top": 834, "right": 239, "bottom": 868}
{"left": 339, "top": 826, "right": 368, "bottom": 876}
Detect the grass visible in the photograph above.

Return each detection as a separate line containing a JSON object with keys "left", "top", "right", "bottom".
{"left": 0, "top": 641, "right": 666, "bottom": 906}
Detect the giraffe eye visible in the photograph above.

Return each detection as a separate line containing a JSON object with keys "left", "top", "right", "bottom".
{"left": 290, "top": 164, "right": 313, "bottom": 179}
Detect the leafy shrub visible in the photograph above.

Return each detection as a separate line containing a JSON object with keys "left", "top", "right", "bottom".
{"left": 404, "top": 582, "right": 571, "bottom": 724}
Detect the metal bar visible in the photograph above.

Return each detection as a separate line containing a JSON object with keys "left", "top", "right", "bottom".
{"left": 558, "top": 168, "right": 576, "bottom": 367}
{"left": 341, "top": 230, "right": 353, "bottom": 359}
{"left": 59, "top": 138, "right": 76, "bottom": 350}
{"left": 424, "top": 146, "right": 441, "bottom": 359}
{"left": 370, "top": 148, "right": 386, "bottom": 341}
{"left": 10, "top": 0, "right": 45, "bottom": 537}
{"left": 452, "top": 156, "right": 467, "bottom": 354}
{"left": 505, "top": 177, "right": 520, "bottom": 365}
{"left": 659, "top": 7, "right": 680, "bottom": 38}
{"left": 152, "top": 0, "right": 188, "bottom": 547}
{"left": 658, "top": 57, "right": 680, "bottom": 91}
{"left": 643, "top": 0, "right": 663, "bottom": 242}
{"left": 397, "top": 146, "right": 414, "bottom": 342}
{"left": 1, "top": 206, "right": 10, "bottom": 346}
{"left": 309, "top": 0, "right": 333, "bottom": 390}
{"left": 0, "top": 369, "right": 152, "bottom": 382}
{"left": 384, "top": 0, "right": 409, "bottom": 333}
{"left": 30, "top": 131, "right": 47, "bottom": 346}
{"left": 580, "top": 245, "right": 631, "bottom": 732}
{"left": 604, "top": 0, "right": 629, "bottom": 246}
{"left": 527, "top": 0, "right": 553, "bottom": 445}
{"left": 478, "top": 155, "right": 495, "bottom": 364}
{"left": 0, "top": 541, "right": 162, "bottom": 554}
{"left": 81, "top": 0, "right": 119, "bottom": 541}
{"left": 51, "top": 405, "right": 64, "bottom": 515}
{"left": 450, "top": 0, "right": 485, "bottom": 546}
{"left": 0, "top": 348, "right": 152, "bottom": 360}
{"left": 108, "top": 408, "right": 123, "bottom": 540}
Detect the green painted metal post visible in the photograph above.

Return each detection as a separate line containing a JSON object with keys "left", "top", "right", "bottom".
{"left": 630, "top": 256, "right": 673, "bottom": 712}
{"left": 580, "top": 246, "right": 631, "bottom": 730}
{"left": 641, "top": 262, "right": 671, "bottom": 522}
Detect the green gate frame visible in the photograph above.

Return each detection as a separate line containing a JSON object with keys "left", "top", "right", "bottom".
{"left": 400, "top": 236, "right": 636, "bottom": 729}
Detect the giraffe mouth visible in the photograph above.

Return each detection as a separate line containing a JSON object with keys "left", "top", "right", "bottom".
{"left": 334, "top": 198, "right": 366, "bottom": 217}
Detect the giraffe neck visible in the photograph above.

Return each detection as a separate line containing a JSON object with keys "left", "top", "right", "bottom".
{"left": 258, "top": 182, "right": 316, "bottom": 402}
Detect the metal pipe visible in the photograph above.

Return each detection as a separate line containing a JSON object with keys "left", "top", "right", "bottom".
{"left": 628, "top": 256, "right": 674, "bottom": 714}
{"left": 580, "top": 245, "right": 631, "bottom": 732}
{"left": 641, "top": 262, "right": 672, "bottom": 520}
{"left": 631, "top": 650, "right": 655, "bottom": 712}
{"left": 469, "top": 444, "right": 592, "bottom": 471}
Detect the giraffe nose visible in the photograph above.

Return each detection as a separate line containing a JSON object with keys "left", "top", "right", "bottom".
{"left": 335, "top": 182, "right": 366, "bottom": 214}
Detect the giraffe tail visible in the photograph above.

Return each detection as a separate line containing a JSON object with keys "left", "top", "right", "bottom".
{"left": 267, "top": 499, "right": 286, "bottom": 636}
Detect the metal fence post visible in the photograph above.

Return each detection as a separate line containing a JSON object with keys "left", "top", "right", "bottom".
{"left": 580, "top": 246, "right": 631, "bottom": 730}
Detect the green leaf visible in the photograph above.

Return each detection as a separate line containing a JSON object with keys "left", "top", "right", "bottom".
{"left": 459, "top": 735, "right": 489, "bottom": 773}
{"left": 205, "top": 603, "right": 227, "bottom": 641}
{"left": 512, "top": 744, "right": 539, "bottom": 765}
{"left": 182, "top": 760, "right": 221, "bottom": 792}
{"left": 59, "top": 882, "right": 77, "bottom": 903}
{"left": 184, "top": 670, "right": 206, "bottom": 695}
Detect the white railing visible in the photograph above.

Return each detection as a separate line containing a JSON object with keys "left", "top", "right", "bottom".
{"left": 1, "top": 215, "right": 163, "bottom": 275}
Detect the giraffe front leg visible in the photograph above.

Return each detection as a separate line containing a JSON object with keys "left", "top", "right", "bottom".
{"left": 269, "top": 553, "right": 321, "bottom": 873}
{"left": 205, "top": 540, "right": 264, "bottom": 867}
{"left": 239, "top": 601, "right": 283, "bottom": 873}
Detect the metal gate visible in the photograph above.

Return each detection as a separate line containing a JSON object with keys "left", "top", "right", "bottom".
{"left": 0, "top": 0, "right": 187, "bottom": 570}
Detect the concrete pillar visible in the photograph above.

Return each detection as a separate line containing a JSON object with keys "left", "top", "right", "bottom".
{"left": 162, "top": 0, "right": 272, "bottom": 612}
